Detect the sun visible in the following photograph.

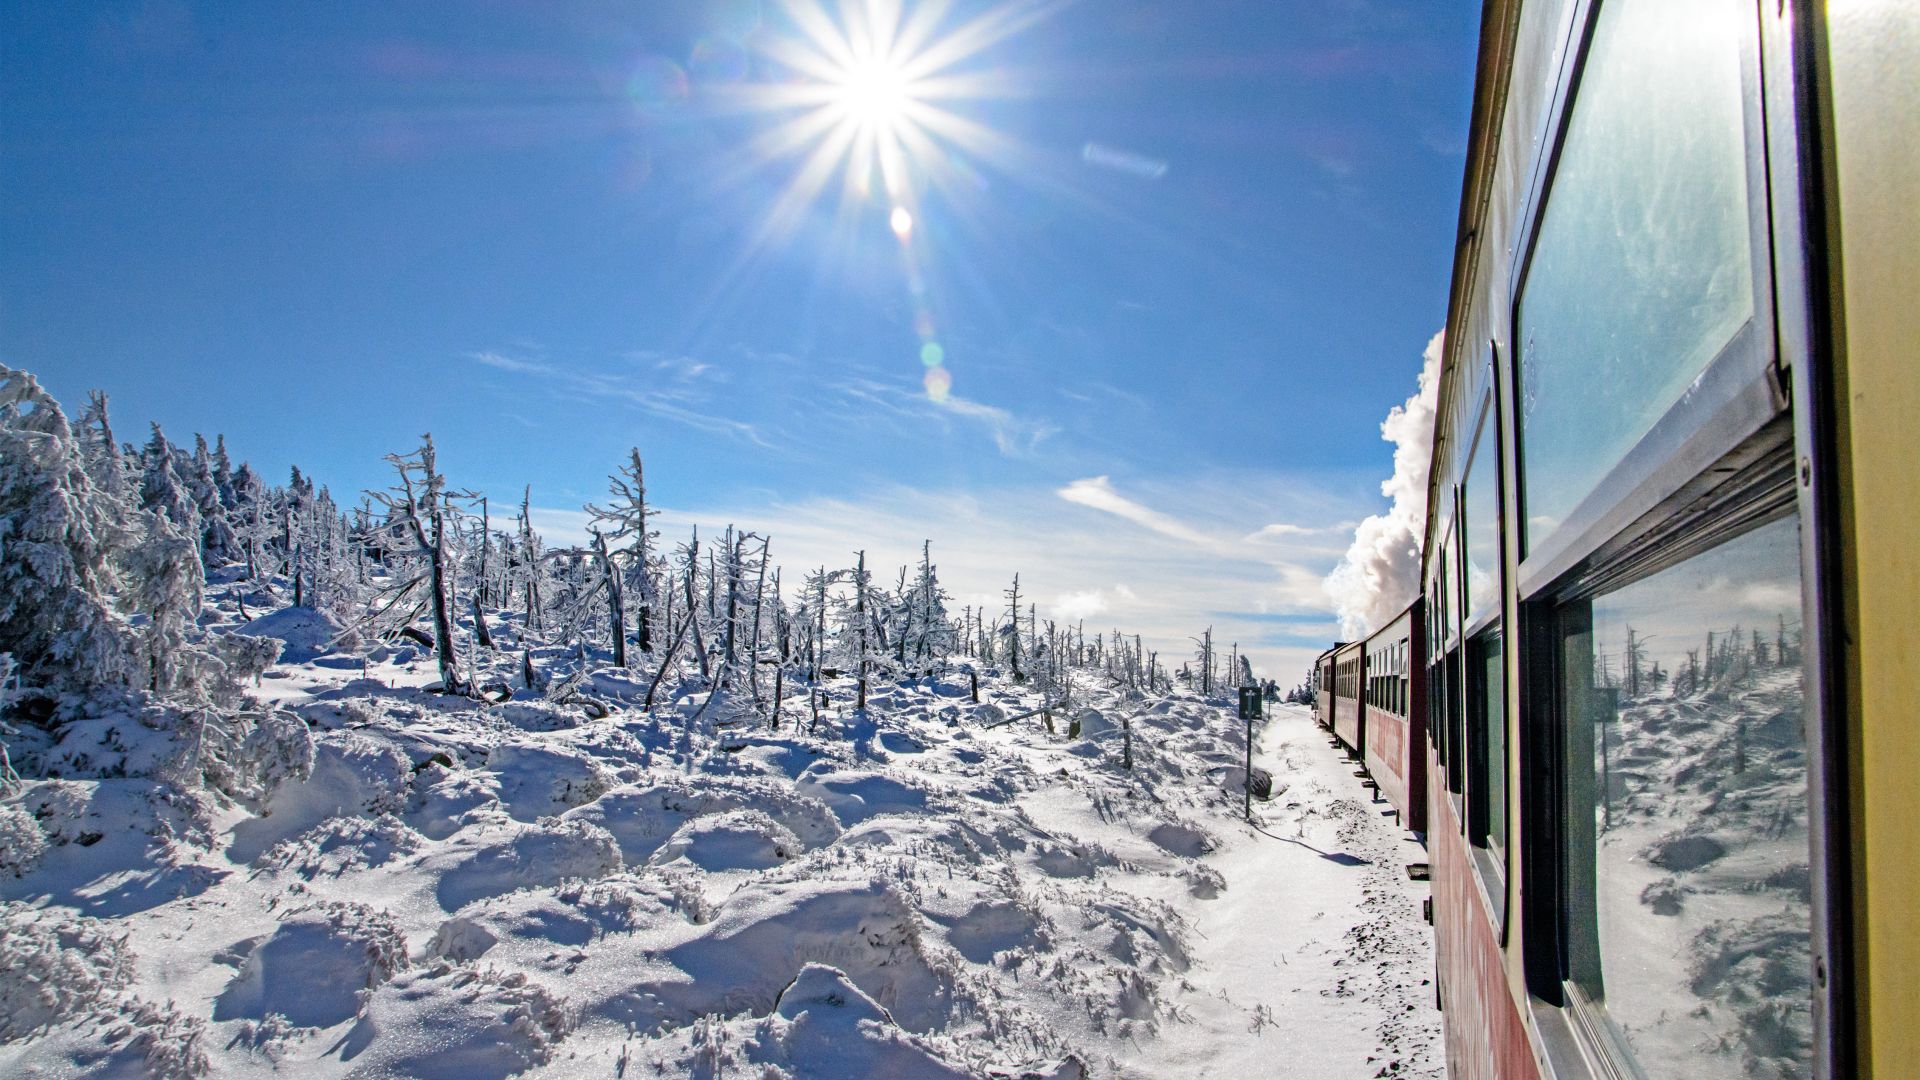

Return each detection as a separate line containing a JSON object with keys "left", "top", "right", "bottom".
{"left": 832, "top": 53, "right": 916, "bottom": 131}
{"left": 732, "top": 0, "right": 1050, "bottom": 224}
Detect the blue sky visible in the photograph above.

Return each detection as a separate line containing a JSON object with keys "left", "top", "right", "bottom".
{"left": 1, "top": 0, "right": 1478, "bottom": 680}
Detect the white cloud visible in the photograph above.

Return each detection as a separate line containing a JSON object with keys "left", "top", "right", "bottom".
{"left": 1053, "top": 588, "right": 1111, "bottom": 622}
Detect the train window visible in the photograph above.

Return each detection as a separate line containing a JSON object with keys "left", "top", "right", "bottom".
{"left": 1558, "top": 517, "right": 1810, "bottom": 1079}
{"left": 1514, "top": 0, "right": 1757, "bottom": 552}
{"left": 1469, "top": 629, "right": 1507, "bottom": 860}
{"left": 1463, "top": 413, "right": 1499, "bottom": 623}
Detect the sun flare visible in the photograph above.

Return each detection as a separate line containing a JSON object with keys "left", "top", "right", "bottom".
{"left": 832, "top": 53, "right": 916, "bottom": 130}
{"left": 734, "top": 0, "right": 1049, "bottom": 224}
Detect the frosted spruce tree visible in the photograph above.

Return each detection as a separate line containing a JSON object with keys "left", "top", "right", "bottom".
{"left": 0, "top": 366, "right": 138, "bottom": 694}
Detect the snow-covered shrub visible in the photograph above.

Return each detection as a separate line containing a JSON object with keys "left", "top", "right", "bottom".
{"left": 232, "top": 709, "right": 314, "bottom": 799}
{"left": 118, "top": 999, "right": 210, "bottom": 1080}
{"left": 260, "top": 813, "right": 421, "bottom": 877}
{"left": 18, "top": 778, "right": 95, "bottom": 845}
{"left": 205, "top": 631, "right": 282, "bottom": 701}
{"left": 354, "top": 962, "right": 574, "bottom": 1075}
{"left": 0, "top": 901, "right": 137, "bottom": 1039}
{"left": 122, "top": 507, "right": 205, "bottom": 695}
{"left": 0, "top": 800, "right": 45, "bottom": 876}
{"left": 214, "top": 900, "right": 409, "bottom": 1028}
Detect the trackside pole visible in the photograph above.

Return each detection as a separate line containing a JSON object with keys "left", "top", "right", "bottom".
{"left": 1239, "top": 686, "right": 1262, "bottom": 822}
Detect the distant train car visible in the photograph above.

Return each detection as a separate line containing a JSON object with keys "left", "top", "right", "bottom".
{"left": 1407, "top": 0, "right": 1918, "bottom": 1076}
{"left": 1311, "top": 644, "right": 1340, "bottom": 731}
{"left": 1360, "top": 600, "right": 1424, "bottom": 833}
{"left": 1328, "top": 640, "right": 1364, "bottom": 757}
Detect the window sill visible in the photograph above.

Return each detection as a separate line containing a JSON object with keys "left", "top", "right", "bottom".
{"left": 1470, "top": 843, "right": 1508, "bottom": 939}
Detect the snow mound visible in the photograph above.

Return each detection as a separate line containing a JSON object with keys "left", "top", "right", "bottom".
{"left": 638, "top": 878, "right": 955, "bottom": 1032}
{"left": 239, "top": 605, "right": 340, "bottom": 663}
{"left": 213, "top": 901, "right": 408, "bottom": 1027}
{"left": 796, "top": 768, "right": 932, "bottom": 826}
{"left": 650, "top": 808, "right": 803, "bottom": 871}
{"left": 562, "top": 775, "right": 840, "bottom": 863}
{"left": 756, "top": 962, "right": 975, "bottom": 1079}
{"left": 486, "top": 742, "right": 615, "bottom": 822}
{"left": 434, "top": 817, "right": 622, "bottom": 911}
{"left": 230, "top": 733, "right": 410, "bottom": 862}
{"left": 343, "top": 962, "right": 573, "bottom": 1079}
{"left": 407, "top": 763, "right": 501, "bottom": 840}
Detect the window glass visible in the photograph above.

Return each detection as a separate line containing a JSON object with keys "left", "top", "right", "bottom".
{"left": 1516, "top": 0, "right": 1755, "bottom": 551}
{"left": 1480, "top": 631, "right": 1506, "bottom": 854}
{"left": 1561, "top": 517, "right": 1810, "bottom": 1077}
{"left": 1464, "top": 421, "right": 1500, "bottom": 620}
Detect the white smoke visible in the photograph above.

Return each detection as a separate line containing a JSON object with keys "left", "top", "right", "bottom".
{"left": 1323, "top": 331, "right": 1445, "bottom": 639}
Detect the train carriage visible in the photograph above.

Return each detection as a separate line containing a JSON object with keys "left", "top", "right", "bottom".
{"left": 1400, "top": 0, "right": 1920, "bottom": 1077}
{"left": 1361, "top": 601, "right": 1426, "bottom": 834}
{"left": 1329, "top": 640, "right": 1366, "bottom": 757}
{"left": 1311, "top": 645, "right": 1340, "bottom": 732}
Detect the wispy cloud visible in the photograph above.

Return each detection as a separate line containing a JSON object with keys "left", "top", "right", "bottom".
{"left": 467, "top": 347, "right": 1053, "bottom": 460}
{"left": 464, "top": 349, "right": 768, "bottom": 446}
{"left": 1056, "top": 475, "right": 1222, "bottom": 551}
{"left": 835, "top": 376, "right": 1057, "bottom": 458}
{"left": 1081, "top": 141, "right": 1169, "bottom": 180}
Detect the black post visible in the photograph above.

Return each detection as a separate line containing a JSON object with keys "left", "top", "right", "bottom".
{"left": 1239, "top": 685, "right": 1263, "bottom": 822}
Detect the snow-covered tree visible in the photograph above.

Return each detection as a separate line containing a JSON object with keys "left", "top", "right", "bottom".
{"left": 122, "top": 508, "right": 205, "bottom": 693}
{"left": 0, "top": 367, "right": 137, "bottom": 693}
{"left": 366, "top": 434, "right": 469, "bottom": 695}
{"left": 584, "top": 449, "right": 659, "bottom": 654}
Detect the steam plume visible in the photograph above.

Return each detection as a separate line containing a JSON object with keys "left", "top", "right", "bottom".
{"left": 1324, "top": 331, "right": 1444, "bottom": 638}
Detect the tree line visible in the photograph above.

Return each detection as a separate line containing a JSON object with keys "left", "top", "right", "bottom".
{"left": 0, "top": 366, "right": 1265, "bottom": 788}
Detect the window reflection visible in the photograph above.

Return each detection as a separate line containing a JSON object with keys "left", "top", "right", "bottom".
{"left": 1562, "top": 516, "right": 1810, "bottom": 1078}
{"left": 1479, "top": 632, "right": 1506, "bottom": 855}
{"left": 1464, "top": 421, "right": 1499, "bottom": 620}
{"left": 1516, "top": 0, "right": 1756, "bottom": 551}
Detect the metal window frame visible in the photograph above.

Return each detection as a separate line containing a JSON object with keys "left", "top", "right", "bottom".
{"left": 1508, "top": 0, "right": 1783, "bottom": 598}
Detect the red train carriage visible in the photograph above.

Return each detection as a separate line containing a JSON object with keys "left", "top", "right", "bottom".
{"left": 1361, "top": 601, "right": 1425, "bottom": 834}
{"left": 1311, "top": 645, "right": 1340, "bottom": 731}
{"left": 1329, "top": 640, "right": 1365, "bottom": 757}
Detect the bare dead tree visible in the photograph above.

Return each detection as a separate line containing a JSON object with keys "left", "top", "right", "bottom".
{"left": 369, "top": 434, "right": 472, "bottom": 695}
{"left": 589, "top": 526, "right": 627, "bottom": 668}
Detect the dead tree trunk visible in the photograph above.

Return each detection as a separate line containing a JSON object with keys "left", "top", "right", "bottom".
{"left": 592, "top": 527, "right": 627, "bottom": 669}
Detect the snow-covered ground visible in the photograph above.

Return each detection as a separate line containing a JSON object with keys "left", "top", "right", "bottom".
{"left": 2, "top": 596, "right": 1437, "bottom": 1079}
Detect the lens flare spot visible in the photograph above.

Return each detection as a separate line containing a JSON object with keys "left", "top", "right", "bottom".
{"left": 923, "top": 365, "right": 953, "bottom": 402}
{"left": 689, "top": 36, "right": 750, "bottom": 84}
{"left": 913, "top": 311, "right": 935, "bottom": 338}
{"left": 628, "top": 56, "right": 690, "bottom": 114}
{"left": 920, "top": 342, "right": 945, "bottom": 367}
{"left": 889, "top": 205, "right": 914, "bottom": 240}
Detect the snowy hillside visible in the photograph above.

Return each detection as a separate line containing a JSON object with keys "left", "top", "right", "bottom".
{"left": 1, "top": 591, "right": 1436, "bottom": 1079}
